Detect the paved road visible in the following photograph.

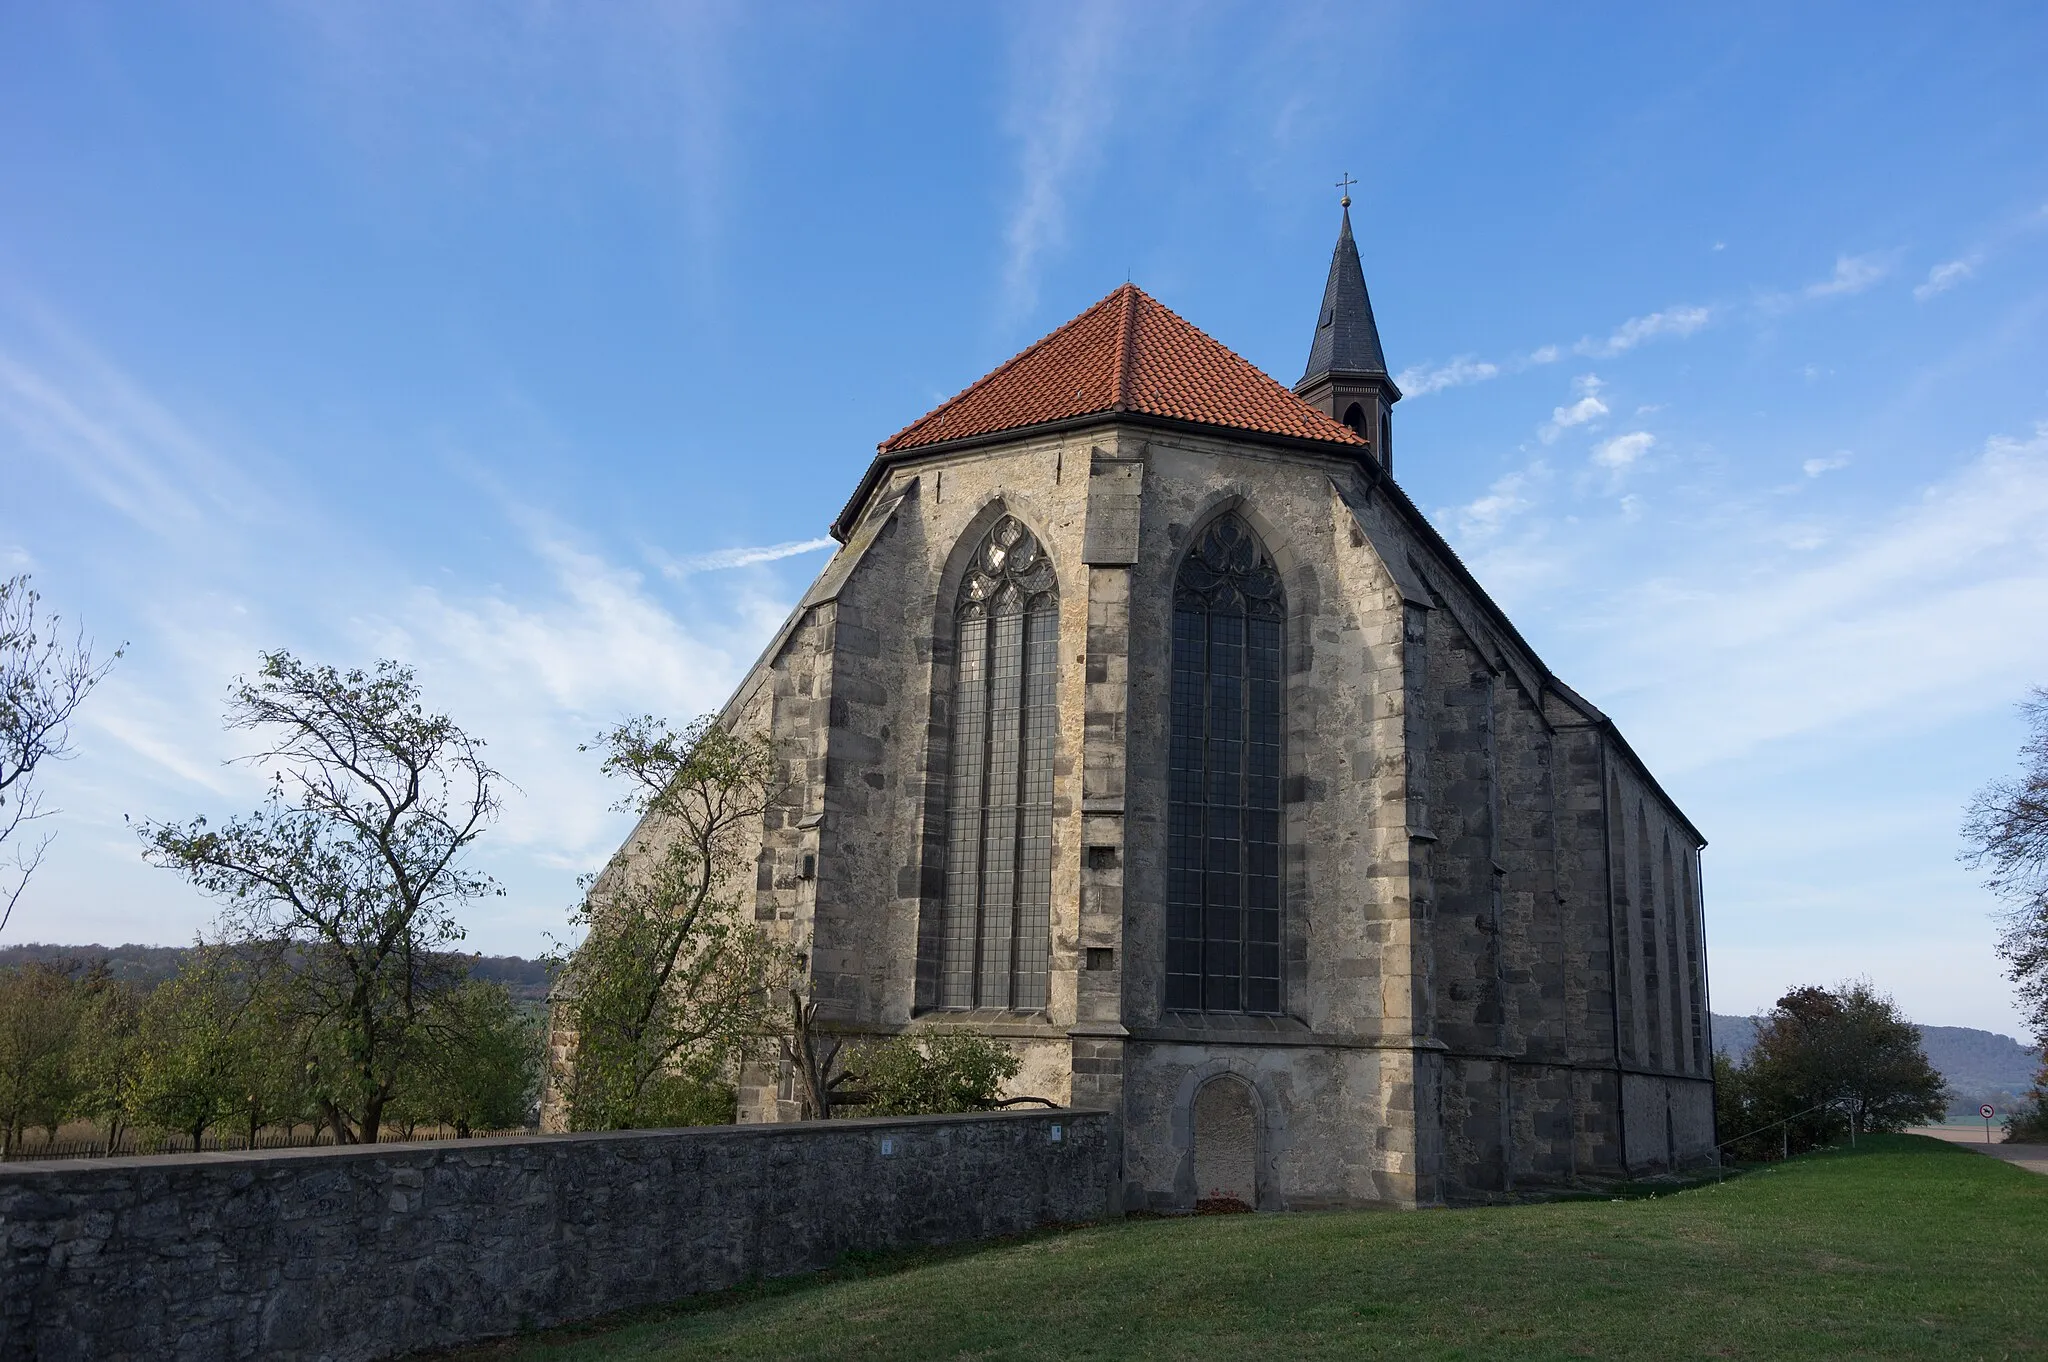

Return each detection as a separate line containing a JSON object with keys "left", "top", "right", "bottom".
{"left": 1906, "top": 1125, "right": 2048, "bottom": 1176}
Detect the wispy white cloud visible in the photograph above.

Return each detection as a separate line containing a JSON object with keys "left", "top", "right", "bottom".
{"left": 1802, "top": 252, "right": 1891, "bottom": 300}
{"left": 370, "top": 525, "right": 773, "bottom": 865}
{"left": 1577, "top": 306, "right": 1712, "bottom": 358}
{"left": 1451, "top": 465, "right": 1541, "bottom": 539}
{"left": 0, "top": 314, "right": 795, "bottom": 949}
{"left": 1592, "top": 430, "right": 1654, "bottom": 470}
{"left": 1914, "top": 255, "right": 1980, "bottom": 301}
{"left": 1394, "top": 355, "right": 1499, "bottom": 396}
{"left": 1540, "top": 374, "right": 1607, "bottom": 443}
{"left": 1801, "top": 454, "right": 1850, "bottom": 478}
{"left": 656, "top": 537, "right": 834, "bottom": 576}
{"left": 999, "top": 2, "right": 1125, "bottom": 319}
{"left": 0, "top": 333, "right": 267, "bottom": 536}
{"left": 1583, "top": 421, "right": 2048, "bottom": 772}
{"left": 1402, "top": 304, "right": 1709, "bottom": 400}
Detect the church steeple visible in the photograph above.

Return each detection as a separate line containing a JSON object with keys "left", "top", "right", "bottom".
{"left": 1295, "top": 188, "right": 1401, "bottom": 472}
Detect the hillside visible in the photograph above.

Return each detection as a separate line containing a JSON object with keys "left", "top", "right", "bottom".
{"left": 0, "top": 942, "right": 555, "bottom": 1004}
{"left": 1713, "top": 1012, "right": 2042, "bottom": 1117}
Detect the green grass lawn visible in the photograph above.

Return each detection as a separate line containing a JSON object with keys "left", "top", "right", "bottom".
{"left": 451, "top": 1135, "right": 2046, "bottom": 1361}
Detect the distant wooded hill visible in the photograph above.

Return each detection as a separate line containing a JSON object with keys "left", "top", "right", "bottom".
{"left": 0, "top": 943, "right": 556, "bottom": 1005}
{"left": 1713, "top": 1012, "right": 2042, "bottom": 1118}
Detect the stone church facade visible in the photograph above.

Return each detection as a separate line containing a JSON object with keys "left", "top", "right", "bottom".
{"left": 641, "top": 209, "right": 1712, "bottom": 1209}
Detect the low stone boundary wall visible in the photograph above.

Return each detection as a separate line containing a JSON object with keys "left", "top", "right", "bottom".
{"left": 0, "top": 1108, "right": 1114, "bottom": 1361}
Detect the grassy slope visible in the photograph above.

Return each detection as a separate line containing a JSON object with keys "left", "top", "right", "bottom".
{"left": 453, "top": 1136, "right": 2045, "bottom": 1361}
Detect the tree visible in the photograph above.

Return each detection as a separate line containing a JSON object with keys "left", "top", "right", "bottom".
{"left": 0, "top": 575, "right": 119, "bottom": 936}
{"left": 2007, "top": 1063, "right": 2048, "bottom": 1143}
{"left": 386, "top": 978, "right": 538, "bottom": 1138}
{"left": 1731, "top": 981, "right": 1947, "bottom": 1158}
{"left": 844, "top": 1030, "right": 1022, "bottom": 1117}
{"left": 142, "top": 653, "right": 500, "bottom": 1143}
{"left": 70, "top": 966, "right": 144, "bottom": 1155}
{"left": 555, "top": 716, "right": 792, "bottom": 1131}
{"left": 1963, "top": 687, "right": 2048, "bottom": 1051}
{"left": 126, "top": 954, "right": 249, "bottom": 1151}
{"left": 0, "top": 963, "right": 84, "bottom": 1154}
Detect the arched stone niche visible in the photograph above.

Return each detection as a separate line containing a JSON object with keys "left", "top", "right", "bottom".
{"left": 1191, "top": 1076, "right": 1259, "bottom": 1211}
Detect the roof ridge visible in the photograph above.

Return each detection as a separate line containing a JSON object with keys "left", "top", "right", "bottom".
{"left": 1113, "top": 283, "right": 1140, "bottom": 412}
{"left": 876, "top": 289, "right": 1125, "bottom": 452}
{"left": 876, "top": 282, "right": 1367, "bottom": 457}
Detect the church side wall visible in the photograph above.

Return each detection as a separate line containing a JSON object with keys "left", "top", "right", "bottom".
{"left": 1603, "top": 750, "right": 1715, "bottom": 1169}
{"left": 1544, "top": 709, "right": 1629, "bottom": 1175}
{"left": 1347, "top": 468, "right": 1711, "bottom": 1192}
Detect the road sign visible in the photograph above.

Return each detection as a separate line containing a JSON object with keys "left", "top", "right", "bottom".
{"left": 1982, "top": 1104, "right": 1997, "bottom": 1119}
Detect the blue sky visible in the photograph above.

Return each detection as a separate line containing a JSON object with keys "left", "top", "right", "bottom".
{"left": 3, "top": 3, "right": 2045, "bottom": 1035}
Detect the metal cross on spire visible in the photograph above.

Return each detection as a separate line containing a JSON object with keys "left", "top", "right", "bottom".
{"left": 1335, "top": 171, "right": 1357, "bottom": 208}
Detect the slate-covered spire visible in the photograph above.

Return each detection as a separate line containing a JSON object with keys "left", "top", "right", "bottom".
{"left": 1300, "top": 202, "right": 1389, "bottom": 385}
{"left": 1295, "top": 193, "right": 1401, "bottom": 470}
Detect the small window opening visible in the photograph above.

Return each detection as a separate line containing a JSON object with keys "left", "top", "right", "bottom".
{"left": 1086, "top": 947, "right": 1115, "bottom": 971}
{"left": 1342, "top": 402, "right": 1369, "bottom": 440}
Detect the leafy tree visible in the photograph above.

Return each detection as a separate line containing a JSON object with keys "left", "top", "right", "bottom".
{"left": 1963, "top": 687, "right": 2048, "bottom": 1051}
{"left": 2008, "top": 1063, "right": 2048, "bottom": 1142}
{"left": 142, "top": 653, "right": 500, "bottom": 1143}
{"left": 844, "top": 1029, "right": 1022, "bottom": 1117}
{"left": 0, "top": 963, "right": 84, "bottom": 1153}
{"left": 0, "top": 575, "right": 119, "bottom": 936}
{"left": 126, "top": 959, "right": 246, "bottom": 1150}
{"left": 218, "top": 959, "right": 317, "bottom": 1147}
{"left": 71, "top": 967, "right": 144, "bottom": 1154}
{"left": 1728, "top": 981, "right": 1947, "bottom": 1158}
{"left": 556, "top": 716, "right": 792, "bottom": 1131}
{"left": 387, "top": 978, "right": 538, "bottom": 1138}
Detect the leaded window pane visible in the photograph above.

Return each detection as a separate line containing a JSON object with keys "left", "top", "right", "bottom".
{"left": 938, "top": 516, "right": 1058, "bottom": 1011}
{"left": 1166, "top": 514, "right": 1285, "bottom": 1015}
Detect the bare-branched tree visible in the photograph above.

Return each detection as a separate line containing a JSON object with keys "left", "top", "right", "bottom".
{"left": 0, "top": 575, "right": 120, "bottom": 936}
{"left": 1963, "top": 687, "right": 2048, "bottom": 1049}
{"left": 141, "top": 653, "right": 500, "bottom": 1143}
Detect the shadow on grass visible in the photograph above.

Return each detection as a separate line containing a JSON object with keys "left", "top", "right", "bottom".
{"left": 414, "top": 1223, "right": 1101, "bottom": 1361}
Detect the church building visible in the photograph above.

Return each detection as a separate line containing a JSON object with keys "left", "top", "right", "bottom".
{"left": 679, "top": 205, "right": 1712, "bottom": 1208}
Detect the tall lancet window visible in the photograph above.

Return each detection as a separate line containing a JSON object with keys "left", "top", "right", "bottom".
{"left": 939, "top": 516, "right": 1059, "bottom": 1011}
{"left": 1167, "top": 515, "right": 1284, "bottom": 1014}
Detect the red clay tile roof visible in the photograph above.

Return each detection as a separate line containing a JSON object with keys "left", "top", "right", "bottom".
{"left": 880, "top": 284, "right": 1367, "bottom": 453}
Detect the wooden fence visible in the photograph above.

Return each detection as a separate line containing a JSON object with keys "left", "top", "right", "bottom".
{"left": 1, "top": 1125, "right": 533, "bottom": 1162}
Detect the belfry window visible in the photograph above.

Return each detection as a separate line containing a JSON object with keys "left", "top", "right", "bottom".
{"left": 939, "top": 516, "right": 1058, "bottom": 1010}
{"left": 1167, "top": 514, "right": 1284, "bottom": 1014}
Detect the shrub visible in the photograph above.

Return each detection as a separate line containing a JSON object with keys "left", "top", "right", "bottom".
{"left": 848, "top": 1030, "right": 1021, "bottom": 1116}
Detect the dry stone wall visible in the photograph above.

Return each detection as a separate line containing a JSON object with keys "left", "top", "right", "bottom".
{"left": 0, "top": 1109, "right": 1113, "bottom": 1362}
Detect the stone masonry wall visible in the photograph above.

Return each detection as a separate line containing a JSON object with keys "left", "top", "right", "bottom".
{"left": 0, "top": 1108, "right": 1114, "bottom": 1362}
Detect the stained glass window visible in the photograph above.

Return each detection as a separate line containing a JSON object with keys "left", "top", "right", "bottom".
{"left": 938, "top": 516, "right": 1058, "bottom": 1011}
{"left": 1167, "top": 514, "right": 1284, "bottom": 1014}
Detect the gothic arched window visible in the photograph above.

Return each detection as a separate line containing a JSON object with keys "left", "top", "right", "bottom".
{"left": 939, "top": 515, "right": 1059, "bottom": 1011}
{"left": 1167, "top": 514, "right": 1284, "bottom": 1014}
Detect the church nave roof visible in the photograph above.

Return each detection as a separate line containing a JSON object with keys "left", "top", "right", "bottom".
{"left": 879, "top": 284, "right": 1368, "bottom": 455}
